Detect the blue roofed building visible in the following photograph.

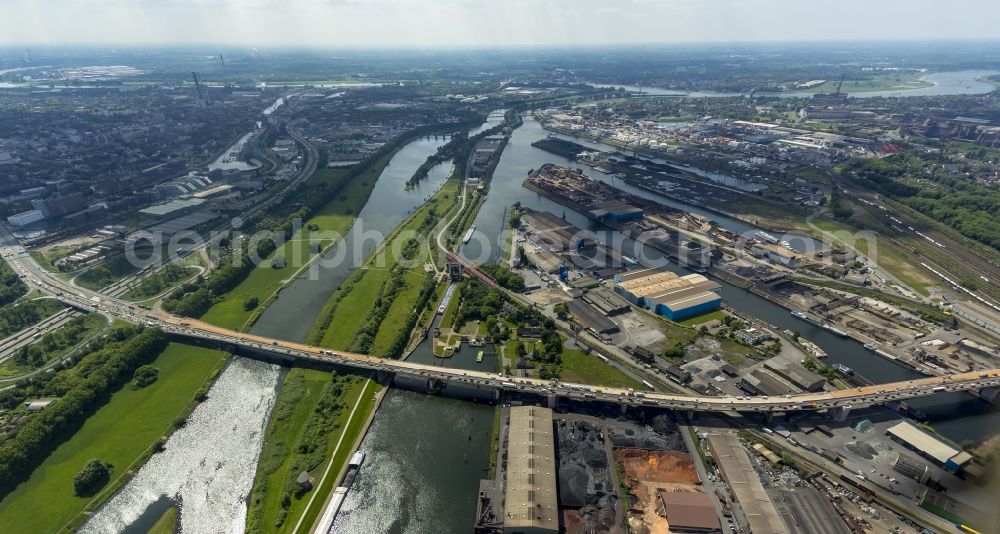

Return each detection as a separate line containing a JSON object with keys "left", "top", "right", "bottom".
{"left": 613, "top": 268, "right": 722, "bottom": 321}
{"left": 588, "top": 199, "right": 644, "bottom": 222}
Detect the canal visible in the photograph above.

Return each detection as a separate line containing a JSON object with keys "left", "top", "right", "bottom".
{"left": 463, "top": 114, "right": 1000, "bottom": 443}
{"left": 82, "top": 133, "right": 458, "bottom": 533}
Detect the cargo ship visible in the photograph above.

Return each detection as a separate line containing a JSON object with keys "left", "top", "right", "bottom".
{"left": 791, "top": 311, "right": 848, "bottom": 337}
{"left": 462, "top": 225, "right": 476, "bottom": 244}
{"left": 756, "top": 231, "right": 779, "bottom": 244}
{"left": 313, "top": 451, "right": 366, "bottom": 533}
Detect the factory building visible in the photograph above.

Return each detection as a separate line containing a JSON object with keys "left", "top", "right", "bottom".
{"left": 613, "top": 268, "right": 721, "bottom": 321}
{"left": 7, "top": 209, "right": 44, "bottom": 227}
{"left": 588, "top": 199, "right": 644, "bottom": 222}
{"left": 565, "top": 299, "right": 620, "bottom": 335}
{"left": 885, "top": 422, "right": 976, "bottom": 475}
{"left": 139, "top": 198, "right": 206, "bottom": 219}
{"left": 581, "top": 288, "right": 631, "bottom": 316}
{"left": 892, "top": 453, "right": 931, "bottom": 484}
{"left": 751, "top": 243, "right": 805, "bottom": 268}
{"left": 504, "top": 406, "right": 559, "bottom": 534}
{"left": 657, "top": 491, "right": 722, "bottom": 533}
{"left": 764, "top": 358, "right": 826, "bottom": 392}
{"left": 739, "top": 369, "right": 798, "bottom": 397}
{"left": 522, "top": 211, "right": 595, "bottom": 252}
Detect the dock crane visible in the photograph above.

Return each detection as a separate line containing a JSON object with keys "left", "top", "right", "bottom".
{"left": 834, "top": 73, "right": 846, "bottom": 96}
{"left": 191, "top": 71, "right": 207, "bottom": 107}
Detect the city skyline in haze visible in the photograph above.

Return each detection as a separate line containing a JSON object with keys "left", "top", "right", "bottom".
{"left": 2, "top": 0, "right": 1000, "bottom": 47}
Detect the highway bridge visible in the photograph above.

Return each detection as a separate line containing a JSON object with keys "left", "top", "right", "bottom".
{"left": 3, "top": 242, "right": 999, "bottom": 414}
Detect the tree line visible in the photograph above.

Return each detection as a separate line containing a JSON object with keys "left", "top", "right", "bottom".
{"left": 0, "top": 327, "right": 169, "bottom": 497}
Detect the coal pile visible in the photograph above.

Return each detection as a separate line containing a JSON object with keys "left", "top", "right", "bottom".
{"left": 609, "top": 415, "right": 684, "bottom": 450}
{"left": 556, "top": 419, "right": 617, "bottom": 532}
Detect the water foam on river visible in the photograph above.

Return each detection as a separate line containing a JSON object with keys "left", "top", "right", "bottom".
{"left": 80, "top": 358, "right": 280, "bottom": 534}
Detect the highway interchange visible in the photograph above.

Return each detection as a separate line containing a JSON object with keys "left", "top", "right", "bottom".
{"left": 3, "top": 239, "right": 999, "bottom": 413}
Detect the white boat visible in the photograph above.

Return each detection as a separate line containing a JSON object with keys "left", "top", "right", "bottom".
{"left": 349, "top": 450, "right": 366, "bottom": 468}
{"left": 462, "top": 225, "right": 476, "bottom": 244}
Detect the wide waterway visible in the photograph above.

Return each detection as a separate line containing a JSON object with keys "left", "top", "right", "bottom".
{"left": 463, "top": 114, "right": 1000, "bottom": 443}
{"left": 593, "top": 70, "right": 999, "bottom": 99}
{"left": 82, "top": 133, "right": 458, "bottom": 533}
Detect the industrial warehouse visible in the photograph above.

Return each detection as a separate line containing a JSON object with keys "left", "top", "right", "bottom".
{"left": 613, "top": 268, "right": 722, "bottom": 321}
{"left": 503, "top": 406, "right": 559, "bottom": 534}
{"left": 885, "top": 422, "right": 982, "bottom": 477}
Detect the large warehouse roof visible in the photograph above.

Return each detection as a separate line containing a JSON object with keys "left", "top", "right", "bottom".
{"left": 505, "top": 406, "right": 559, "bottom": 533}
{"left": 658, "top": 490, "right": 722, "bottom": 533}
{"left": 886, "top": 422, "right": 961, "bottom": 464}
{"left": 706, "top": 432, "right": 788, "bottom": 534}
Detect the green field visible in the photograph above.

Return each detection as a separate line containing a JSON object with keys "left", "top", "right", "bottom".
{"left": 792, "top": 71, "right": 931, "bottom": 94}
{"left": 678, "top": 309, "right": 727, "bottom": 326}
{"left": 557, "top": 348, "right": 644, "bottom": 389}
{"left": 73, "top": 254, "right": 144, "bottom": 290}
{"left": 0, "top": 343, "right": 226, "bottom": 534}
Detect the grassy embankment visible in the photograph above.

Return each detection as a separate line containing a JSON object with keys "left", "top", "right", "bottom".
{"left": 0, "top": 343, "right": 226, "bottom": 534}
{"left": 245, "top": 372, "right": 379, "bottom": 534}
{"left": 148, "top": 506, "right": 178, "bottom": 534}
{"left": 122, "top": 263, "right": 200, "bottom": 302}
{"left": 308, "top": 176, "right": 461, "bottom": 353}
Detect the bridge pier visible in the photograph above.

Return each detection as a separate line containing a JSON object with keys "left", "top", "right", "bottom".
{"left": 979, "top": 386, "right": 999, "bottom": 405}
{"left": 425, "top": 378, "right": 444, "bottom": 395}
{"left": 547, "top": 394, "right": 558, "bottom": 409}
{"left": 686, "top": 409, "right": 695, "bottom": 420}
{"left": 884, "top": 400, "right": 902, "bottom": 412}
{"left": 829, "top": 406, "right": 851, "bottom": 422}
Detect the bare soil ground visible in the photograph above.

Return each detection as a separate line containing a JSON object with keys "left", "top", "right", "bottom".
{"left": 615, "top": 449, "right": 702, "bottom": 534}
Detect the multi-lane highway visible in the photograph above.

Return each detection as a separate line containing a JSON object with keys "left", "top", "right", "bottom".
{"left": 3, "top": 241, "right": 999, "bottom": 413}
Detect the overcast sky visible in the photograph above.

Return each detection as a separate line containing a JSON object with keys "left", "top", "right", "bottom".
{"left": 2, "top": 0, "right": 999, "bottom": 47}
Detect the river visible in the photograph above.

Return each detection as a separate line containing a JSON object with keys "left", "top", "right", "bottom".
{"left": 81, "top": 133, "right": 457, "bottom": 533}
{"left": 593, "top": 70, "right": 999, "bottom": 99}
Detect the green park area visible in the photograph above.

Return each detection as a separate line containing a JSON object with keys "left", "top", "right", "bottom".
{"left": 0, "top": 343, "right": 226, "bottom": 534}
